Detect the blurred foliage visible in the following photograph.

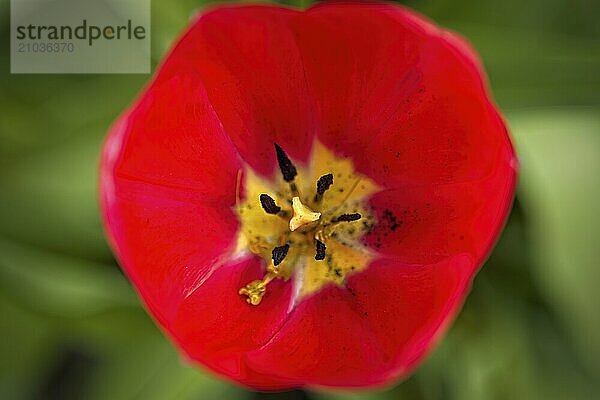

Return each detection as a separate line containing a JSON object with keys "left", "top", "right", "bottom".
{"left": 0, "top": 0, "right": 599, "bottom": 399}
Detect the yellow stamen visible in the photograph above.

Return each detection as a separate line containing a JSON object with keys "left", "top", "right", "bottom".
{"left": 239, "top": 261, "right": 282, "bottom": 305}
{"left": 266, "top": 261, "right": 282, "bottom": 276}
{"left": 289, "top": 196, "right": 321, "bottom": 231}
{"left": 235, "top": 141, "right": 380, "bottom": 305}
{"left": 238, "top": 279, "right": 267, "bottom": 305}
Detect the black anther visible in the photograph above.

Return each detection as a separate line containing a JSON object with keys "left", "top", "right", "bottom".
{"left": 316, "top": 173, "right": 334, "bottom": 196}
{"left": 272, "top": 244, "right": 290, "bottom": 266}
{"left": 334, "top": 213, "right": 362, "bottom": 222}
{"left": 315, "top": 240, "right": 326, "bottom": 261}
{"left": 274, "top": 143, "right": 297, "bottom": 182}
{"left": 260, "top": 194, "right": 281, "bottom": 214}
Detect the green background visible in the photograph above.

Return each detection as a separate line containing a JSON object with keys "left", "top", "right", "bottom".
{"left": 1, "top": 0, "right": 599, "bottom": 399}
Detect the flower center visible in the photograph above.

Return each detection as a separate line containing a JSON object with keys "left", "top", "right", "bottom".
{"left": 234, "top": 141, "right": 380, "bottom": 305}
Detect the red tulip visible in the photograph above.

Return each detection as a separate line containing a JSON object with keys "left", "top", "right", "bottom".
{"left": 100, "top": 2, "right": 517, "bottom": 391}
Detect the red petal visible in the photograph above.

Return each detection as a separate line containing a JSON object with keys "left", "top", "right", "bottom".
{"left": 291, "top": 3, "right": 513, "bottom": 187}
{"left": 170, "top": 256, "right": 298, "bottom": 390}
{"left": 110, "top": 75, "right": 241, "bottom": 203}
{"left": 156, "top": 5, "right": 316, "bottom": 177}
{"left": 101, "top": 97, "right": 241, "bottom": 323}
{"left": 101, "top": 178, "right": 239, "bottom": 323}
{"left": 245, "top": 285, "right": 387, "bottom": 388}
{"left": 243, "top": 255, "right": 471, "bottom": 388}
{"left": 291, "top": 4, "right": 431, "bottom": 160}
{"left": 365, "top": 156, "right": 515, "bottom": 265}
{"left": 360, "top": 34, "right": 512, "bottom": 187}
{"left": 344, "top": 255, "right": 473, "bottom": 382}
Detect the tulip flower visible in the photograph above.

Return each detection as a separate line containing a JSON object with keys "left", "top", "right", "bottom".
{"left": 100, "top": 2, "right": 517, "bottom": 390}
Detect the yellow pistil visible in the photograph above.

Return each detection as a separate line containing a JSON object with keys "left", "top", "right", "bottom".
{"left": 314, "top": 223, "right": 337, "bottom": 243}
{"left": 289, "top": 196, "right": 321, "bottom": 231}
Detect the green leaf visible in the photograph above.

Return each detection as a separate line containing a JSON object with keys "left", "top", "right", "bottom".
{"left": 0, "top": 132, "right": 112, "bottom": 262}
{"left": 0, "top": 296, "right": 56, "bottom": 399}
{"left": 0, "top": 237, "right": 137, "bottom": 317}
{"left": 509, "top": 107, "right": 600, "bottom": 385}
{"left": 68, "top": 309, "right": 247, "bottom": 400}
